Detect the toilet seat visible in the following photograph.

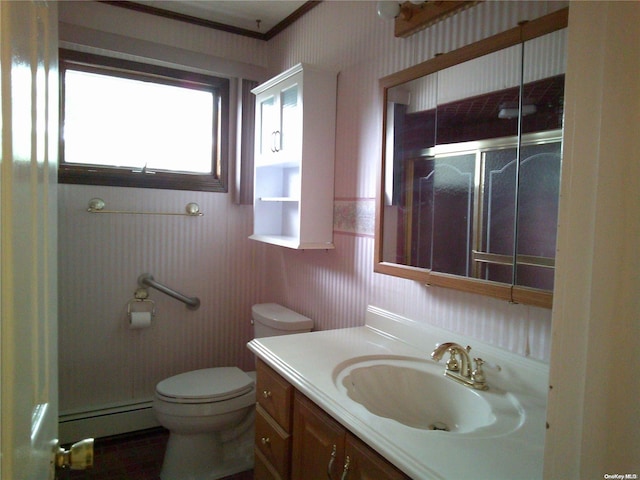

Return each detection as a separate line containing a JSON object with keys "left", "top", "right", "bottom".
{"left": 156, "top": 367, "right": 254, "bottom": 404}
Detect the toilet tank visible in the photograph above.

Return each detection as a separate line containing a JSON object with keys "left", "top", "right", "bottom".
{"left": 252, "top": 303, "right": 313, "bottom": 338}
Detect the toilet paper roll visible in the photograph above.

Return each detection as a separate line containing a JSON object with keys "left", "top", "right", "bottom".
{"left": 129, "top": 311, "right": 152, "bottom": 329}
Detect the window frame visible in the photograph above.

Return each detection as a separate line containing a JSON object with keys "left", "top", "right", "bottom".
{"left": 59, "top": 49, "right": 230, "bottom": 192}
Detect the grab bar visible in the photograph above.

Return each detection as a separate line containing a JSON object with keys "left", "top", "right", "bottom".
{"left": 138, "top": 274, "right": 201, "bottom": 310}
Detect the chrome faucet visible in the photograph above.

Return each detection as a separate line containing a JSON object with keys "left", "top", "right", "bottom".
{"left": 431, "top": 342, "right": 489, "bottom": 390}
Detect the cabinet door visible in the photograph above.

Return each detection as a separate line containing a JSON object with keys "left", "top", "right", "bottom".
{"left": 256, "top": 93, "right": 279, "bottom": 161}
{"left": 344, "top": 433, "right": 410, "bottom": 480}
{"left": 277, "top": 82, "right": 300, "bottom": 160}
{"left": 255, "top": 78, "right": 300, "bottom": 165}
{"left": 291, "top": 392, "right": 346, "bottom": 480}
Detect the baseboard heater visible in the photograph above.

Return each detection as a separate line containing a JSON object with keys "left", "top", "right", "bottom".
{"left": 58, "top": 399, "right": 160, "bottom": 445}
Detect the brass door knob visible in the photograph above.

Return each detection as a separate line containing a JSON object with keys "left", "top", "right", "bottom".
{"left": 54, "top": 438, "right": 94, "bottom": 470}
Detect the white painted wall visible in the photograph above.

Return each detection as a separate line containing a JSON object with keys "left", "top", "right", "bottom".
{"left": 544, "top": 2, "right": 640, "bottom": 476}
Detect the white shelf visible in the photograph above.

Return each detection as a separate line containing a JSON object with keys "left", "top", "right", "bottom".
{"left": 255, "top": 158, "right": 300, "bottom": 168}
{"left": 259, "top": 197, "right": 299, "bottom": 202}
{"left": 249, "top": 234, "right": 335, "bottom": 250}
{"left": 251, "top": 63, "right": 337, "bottom": 250}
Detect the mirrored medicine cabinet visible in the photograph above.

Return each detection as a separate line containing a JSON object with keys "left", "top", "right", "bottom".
{"left": 375, "top": 8, "right": 568, "bottom": 308}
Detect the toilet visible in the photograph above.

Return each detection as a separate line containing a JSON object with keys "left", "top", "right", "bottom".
{"left": 153, "top": 303, "right": 313, "bottom": 480}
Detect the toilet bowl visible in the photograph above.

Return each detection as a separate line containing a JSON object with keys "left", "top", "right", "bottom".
{"left": 154, "top": 304, "right": 313, "bottom": 480}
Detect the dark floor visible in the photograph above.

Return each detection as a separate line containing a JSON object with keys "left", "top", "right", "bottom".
{"left": 62, "top": 428, "right": 253, "bottom": 480}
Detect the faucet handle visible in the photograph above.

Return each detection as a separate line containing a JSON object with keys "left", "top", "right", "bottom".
{"left": 445, "top": 349, "right": 459, "bottom": 372}
{"left": 472, "top": 358, "right": 487, "bottom": 385}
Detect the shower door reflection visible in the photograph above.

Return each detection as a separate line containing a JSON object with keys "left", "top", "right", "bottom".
{"left": 406, "top": 134, "right": 561, "bottom": 290}
{"left": 408, "top": 153, "right": 475, "bottom": 276}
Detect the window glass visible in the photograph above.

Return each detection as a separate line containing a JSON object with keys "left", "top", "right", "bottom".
{"left": 59, "top": 50, "right": 229, "bottom": 192}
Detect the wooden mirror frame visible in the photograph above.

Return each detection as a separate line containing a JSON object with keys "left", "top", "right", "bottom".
{"left": 375, "top": 8, "right": 568, "bottom": 309}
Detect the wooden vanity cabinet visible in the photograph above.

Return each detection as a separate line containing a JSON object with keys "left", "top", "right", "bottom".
{"left": 255, "top": 360, "right": 294, "bottom": 480}
{"left": 343, "top": 433, "right": 410, "bottom": 480}
{"left": 254, "top": 359, "right": 409, "bottom": 480}
{"left": 291, "top": 391, "right": 345, "bottom": 479}
{"left": 291, "top": 392, "right": 410, "bottom": 480}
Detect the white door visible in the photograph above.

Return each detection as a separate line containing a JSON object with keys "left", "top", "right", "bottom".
{"left": 1, "top": 2, "right": 60, "bottom": 479}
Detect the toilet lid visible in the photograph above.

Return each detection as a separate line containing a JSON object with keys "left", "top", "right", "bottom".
{"left": 156, "top": 367, "right": 254, "bottom": 403}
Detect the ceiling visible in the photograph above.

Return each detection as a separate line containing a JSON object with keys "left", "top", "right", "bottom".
{"left": 105, "top": 1, "right": 318, "bottom": 40}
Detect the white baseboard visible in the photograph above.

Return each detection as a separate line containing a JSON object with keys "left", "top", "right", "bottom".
{"left": 59, "top": 400, "right": 160, "bottom": 445}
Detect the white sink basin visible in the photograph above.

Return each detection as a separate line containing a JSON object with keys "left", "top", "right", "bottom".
{"left": 333, "top": 356, "right": 524, "bottom": 436}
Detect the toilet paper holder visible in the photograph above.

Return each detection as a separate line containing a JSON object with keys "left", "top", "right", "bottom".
{"left": 127, "top": 288, "right": 156, "bottom": 318}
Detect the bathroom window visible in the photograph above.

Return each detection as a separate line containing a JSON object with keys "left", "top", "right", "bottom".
{"left": 59, "top": 49, "right": 229, "bottom": 192}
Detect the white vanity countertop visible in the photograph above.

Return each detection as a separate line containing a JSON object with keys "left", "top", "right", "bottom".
{"left": 247, "top": 306, "right": 549, "bottom": 480}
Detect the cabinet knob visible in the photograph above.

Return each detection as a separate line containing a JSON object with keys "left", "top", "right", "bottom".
{"left": 262, "top": 390, "right": 272, "bottom": 399}
{"left": 261, "top": 437, "right": 270, "bottom": 446}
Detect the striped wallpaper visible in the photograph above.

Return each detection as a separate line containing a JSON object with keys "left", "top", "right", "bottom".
{"left": 57, "top": 1, "right": 562, "bottom": 418}
{"left": 263, "top": 0, "right": 562, "bottom": 353}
